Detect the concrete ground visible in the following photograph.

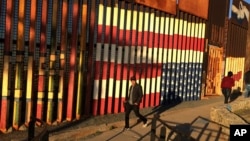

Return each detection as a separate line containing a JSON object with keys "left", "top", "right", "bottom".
{"left": 49, "top": 95, "right": 244, "bottom": 141}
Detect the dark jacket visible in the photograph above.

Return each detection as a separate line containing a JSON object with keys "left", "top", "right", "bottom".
{"left": 127, "top": 83, "right": 143, "bottom": 104}
{"left": 244, "top": 70, "right": 250, "bottom": 84}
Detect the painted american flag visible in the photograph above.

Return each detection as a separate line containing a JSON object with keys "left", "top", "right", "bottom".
{"left": 92, "top": 2, "right": 205, "bottom": 115}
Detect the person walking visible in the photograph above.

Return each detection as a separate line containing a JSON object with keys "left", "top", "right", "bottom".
{"left": 124, "top": 76, "right": 148, "bottom": 130}
{"left": 244, "top": 68, "right": 250, "bottom": 98}
{"left": 221, "top": 71, "right": 235, "bottom": 104}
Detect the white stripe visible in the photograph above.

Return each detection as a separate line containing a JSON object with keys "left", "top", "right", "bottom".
{"left": 153, "top": 48, "right": 158, "bottom": 63}
{"left": 165, "top": 17, "right": 170, "bottom": 35}
{"left": 120, "top": 8, "right": 125, "bottom": 30}
{"left": 149, "top": 13, "right": 155, "bottom": 32}
{"left": 160, "top": 17, "right": 165, "bottom": 34}
{"left": 189, "top": 50, "right": 194, "bottom": 62}
{"left": 195, "top": 22, "right": 199, "bottom": 38}
{"left": 179, "top": 19, "right": 184, "bottom": 35}
{"left": 113, "top": 7, "right": 118, "bottom": 27}
{"left": 181, "top": 51, "right": 186, "bottom": 62}
{"left": 106, "top": 6, "right": 111, "bottom": 26}
{"left": 187, "top": 21, "right": 192, "bottom": 37}
{"left": 201, "top": 23, "right": 206, "bottom": 38}
{"left": 163, "top": 47, "right": 167, "bottom": 63}
{"left": 183, "top": 19, "right": 188, "bottom": 36}
{"left": 174, "top": 19, "right": 179, "bottom": 35}
{"left": 136, "top": 46, "right": 142, "bottom": 63}
{"left": 122, "top": 80, "right": 127, "bottom": 98}
{"left": 115, "top": 81, "right": 120, "bottom": 98}
{"left": 140, "top": 79, "right": 145, "bottom": 94}
{"left": 158, "top": 48, "right": 163, "bottom": 63}
{"left": 103, "top": 44, "right": 109, "bottom": 62}
{"left": 123, "top": 46, "right": 129, "bottom": 64}
{"left": 92, "top": 80, "right": 107, "bottom": 99}
{"left": 133, "top": 10, "right": 138, "bottom": 30}
{"left": 108, "top": 79, "right": 114, "bottom": 97}
{"left": 144, "top": 12, "right": 150, "bottom": 31}
{"left": 193, "top": 51, "right": 197, "bottom": 63}
{"left": 140, "top": 77, "right": 161, "bottom": 95}
{"left": 96, "top": 43, "right": 102, "bottom": 61}
{"left": 93, "top": 80, "right": 99, "bottom": 99}
{"left": 110, "top": 44, "right": 116, "bottom": 62}
{"left": 138, "top": 11, "right": 144, "bottom": 32}
{"left": 151, "top": 78, "right": 156, "bottom": 93}
{"left": 168, "top": 49, "right": 173, "bottom": 62}
{"left": 191, "top": 22, "right": 195, "bottom": 37}
{"left": 126, "top": 10, "right": 132, "bottom": 30}
{"left": 145, "top": 78, "right": 151, "bottom": 95}
{"left": 101, "top": 80, "right": 107, "bottom": 98}
{"left": 185, "top": 50, "right": 189, "bottom": 63}
{"left": 176, "top": 49, "right": 181, "bottom": 63}
{"left": 98, "top": 5, "right": 104, "bottom": 25}
{"left": 199, "top": 52, "right": 204, "bottom": 63}
{"left": 155, "top": 16, "right": 160, "bottom": 33}
{"left": 160, "top": 48, "right": 204, "bottom": 63}
{"left": 117, "top": 47, "right": 122, "bottom": 63}
{"left": 130, "top": 46, "right": 136, "bottom": 64}
{"left": 169, "top": 17, "right": 174, "bottom": 35}
{"left": 148, "top": 48, "right": 153, "bottom": 64}
{"left": 96, "top": 45, "right": 165, "bottom": 64}
{"left": 142, "top": 46, "right": 147, "bottom": 63}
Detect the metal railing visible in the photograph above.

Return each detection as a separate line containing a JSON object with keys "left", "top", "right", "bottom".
{"left": 28, "top": 117, "right": 49, "bottom": 141}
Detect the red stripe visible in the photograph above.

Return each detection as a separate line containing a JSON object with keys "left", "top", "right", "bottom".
{"left": 40, "top": 0, "right": 47, "bottom": 53}
{"left": 92, "top": 100, "right": 98, "bottom": 116}
{"left": 107, "top": 97, "right": 112, "bottom": 114}
{"left": 93, "top": 97, "right": 127, "bottom": 115}
{"left": 0, "top": 99, "right": 8, "bottom": 131}
{"left": 97, "top": 25, "right": 204, "bottom": 51}
{"left": 95, "top": 62, "right": 162, "bottom": 80}
{"left": 38, "top": 76, "right": 44, "bottom": 91}
{"left": 66, "top": 0, "right": 79, "bottom": 120}
{"left": 36, "top": 102, "right": 43, "bottom": 119}
{"left": 114, "top": 98, "right": 120, "bottom": 114}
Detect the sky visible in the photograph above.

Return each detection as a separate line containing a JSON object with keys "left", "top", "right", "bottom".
{"left": 245, "top": 0, "right": 250, "bottom": 4}
{"left": 229, "top": 0, "right": 250, "bottom": 17}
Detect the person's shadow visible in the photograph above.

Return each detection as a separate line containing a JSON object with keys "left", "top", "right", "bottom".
{"left": 145, "top": 90, "right": 182, "bottom": 116}
{"left": 230, "top": 87, "right": 242, "bottom": 103}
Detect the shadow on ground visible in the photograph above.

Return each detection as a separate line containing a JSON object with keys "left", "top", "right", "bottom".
{"left": 230, "top": 87, "right": 242, "bottom": 103}
{"left": 105, "top": 116, "right": 229, "bottom": 141}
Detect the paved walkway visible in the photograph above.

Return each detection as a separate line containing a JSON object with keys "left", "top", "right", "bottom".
{"left": 49, "top": 95, "right": 244, "bottom": 141}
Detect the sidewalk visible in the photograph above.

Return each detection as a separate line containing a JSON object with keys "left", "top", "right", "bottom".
{"left": 49, "top": 95, "right": 241, "bottom": 141}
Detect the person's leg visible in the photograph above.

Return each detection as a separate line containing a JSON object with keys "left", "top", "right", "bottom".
{"left": 226, "top": 89, "right": 231, "bottom": 103}
{"left": 222, "top": 89, "right": 227, "bottom": 103}
{"left": 132, "top": 105, "right": 147, "bottom": 124}
{"left": 125, "top": 103, "right": 132, "bottom": 128}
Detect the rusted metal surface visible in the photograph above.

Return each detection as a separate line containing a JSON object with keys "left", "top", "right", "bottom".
{"left": 135, "top": 0, "right": 176, "bottom": 14}
{"left": 178, "top": 0, "right": 209, "bottom": 20}
{"left": 206, "top": 46, "right": 223, "bottom": 95}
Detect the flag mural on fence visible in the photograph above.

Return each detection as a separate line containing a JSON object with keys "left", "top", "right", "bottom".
{"left": 92, "top": 2, "right": 206, "bottom": 115}
{"left": 161, "top": 14, "right": 205, "bottom": 102}
{"left": 93, "top": 2, "right": 162, "bottom": 115}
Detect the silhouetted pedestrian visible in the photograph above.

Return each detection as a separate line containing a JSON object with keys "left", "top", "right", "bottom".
{"left": 123, "top": 76, "right": 148, "bottom": 130}
{"left": 221, "top": 71, "right": 235, "bottom": 104}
